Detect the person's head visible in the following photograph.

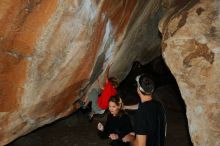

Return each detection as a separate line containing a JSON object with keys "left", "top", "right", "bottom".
{"left": 108, "top": 95, "right": 124, "bottom": 116}
{"left": 136, "top": 74, "right": 155, "bottom": 96}
{"left": 108, "top": 77, "right": 120, "bottom": 88}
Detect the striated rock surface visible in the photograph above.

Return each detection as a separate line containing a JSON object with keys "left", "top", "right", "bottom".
{"left": 0, "top": 0, "right": 165, "bottom": 145}
{"left": 160, "top": 0, "right": 220, "bottom": 145}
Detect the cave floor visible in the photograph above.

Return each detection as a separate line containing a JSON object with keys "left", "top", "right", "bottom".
{"left": 8, "top": 108, "right": 193, "bottom": 146}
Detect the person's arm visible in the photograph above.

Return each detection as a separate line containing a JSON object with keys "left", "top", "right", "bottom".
{"left": 124, "top": 104, "right": 139, "bottom": 110}
{"left": 134, "top": 134, "right": 147, "bottom": 146}
{"left": 97, "top": 77, "right": 104, "bottom": 90}
{"left": 97, "top": 115, "right": 110, "bottom": 138}
{"left": 119, "top": 114, "right": 134, "bottom": 139}
{"left": 97, "top": 63, "right": 112, "bottom": 89}
{"left": 104, "top": 63, "right": 111, "bottom": 83}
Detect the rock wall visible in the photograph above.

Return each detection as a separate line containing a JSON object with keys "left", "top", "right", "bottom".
{"left": 160, "top": 0, "right": 220, "bottom": 145}
{"left": 0, "top": 0, "right": 164, "bottom": 145}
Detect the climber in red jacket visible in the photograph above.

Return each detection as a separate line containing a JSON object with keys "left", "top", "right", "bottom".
{"left": 80, "top": 63, "right": 119, "bottom": 121}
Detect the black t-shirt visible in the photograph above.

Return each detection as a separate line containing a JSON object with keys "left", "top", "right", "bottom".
{"left": 134, "top": 100, "right": 166, "bottom": 146}
{"left": 102, "top": 113, "right": 133, "bottom": 146}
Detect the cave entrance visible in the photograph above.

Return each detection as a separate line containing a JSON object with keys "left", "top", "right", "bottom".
{"left": 118, "top": 56, "right": 193, "bottom": 146}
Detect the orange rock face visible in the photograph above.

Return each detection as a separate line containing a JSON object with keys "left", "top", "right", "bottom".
{"left": 0, "top": 0, "right": 58, "bottom": 112}
{"left": 0, "top": 0, "right": 164, "bottom": 145}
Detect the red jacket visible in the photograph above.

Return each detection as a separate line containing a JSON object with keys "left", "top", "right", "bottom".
{"left": 97, "top": 81, "right": 117, "bottom": 110}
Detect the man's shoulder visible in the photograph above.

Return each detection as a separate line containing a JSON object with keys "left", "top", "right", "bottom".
{"left": 151, "top": 99, "right": 164, "bottom": 107}
{"left": 140, "top": 100, "right": 159, "bottom": 107}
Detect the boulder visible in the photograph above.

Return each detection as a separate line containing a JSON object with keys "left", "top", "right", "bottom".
{"left": 160, "top": 0, "right": 220, "bottom": 145}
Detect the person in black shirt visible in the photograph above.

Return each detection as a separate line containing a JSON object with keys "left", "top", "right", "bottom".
{"left": 122, "top": 74, "right": 166, "bottom": 146}
{"left": 97, "top": 95, "right": 134, "bottom": 146}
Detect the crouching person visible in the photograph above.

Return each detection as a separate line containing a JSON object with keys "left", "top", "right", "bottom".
{"left": 97, "top": 95, "right": 134, "bottom": 146}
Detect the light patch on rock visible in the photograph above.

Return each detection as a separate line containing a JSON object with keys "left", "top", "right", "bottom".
{"left": 212, "top": 47, "right": 220, "bottom": 53}
{"left": 82, "top": 0, "right": 97, "bottom": 21}
{"left": 97, "top": 18, "right": 115, "bottom": 68}
{"left": 196, "top": 35, "right": 207, "bottom": 44}
{"left": 98, "top": 17, "right": 114, "bottom": 54}
{"left": 195, "top": 106, "right": 203, "bottom": 114}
